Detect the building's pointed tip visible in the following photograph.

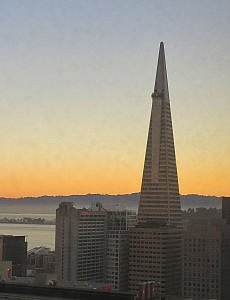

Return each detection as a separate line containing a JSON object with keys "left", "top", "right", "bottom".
{"left": 152, "top": 42, "right": 169, "bottom": 100}
{"left": 159, "top": 41, "right": 165, "bottom": 59}
{"left": 159, "top": 42, "right": 165, "bottom": 54}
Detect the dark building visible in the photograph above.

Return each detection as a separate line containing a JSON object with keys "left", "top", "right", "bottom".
{"left": 0, "top": 235, "right": 27, "bottom": 277}
{"left": 221, "top": 196, "right": 230, "bottom": 300}
{"left": 183, "top": 219, "right": 222, "bottom": 300}
{"left": 182, "top": 197, "right": 230, "bottom": 300}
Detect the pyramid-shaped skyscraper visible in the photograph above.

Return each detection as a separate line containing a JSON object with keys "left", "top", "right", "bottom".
{"left": 138, "top": 42, "right": 181, "bottom": 226}
{"left": 129, "top": 42, "right": 182, "bottom": 297}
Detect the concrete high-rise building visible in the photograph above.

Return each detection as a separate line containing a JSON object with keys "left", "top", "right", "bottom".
{"left": 55, "top": 202, "right": 107, "bottom": 286}
{"left": 55, "top": 202, "right": 136, "bottom": 290}
{"left": 0, "top": 235, "right": 27, "bottom": 277}
{"left": 128, "top": 42, "right": 182, "bottom": 298}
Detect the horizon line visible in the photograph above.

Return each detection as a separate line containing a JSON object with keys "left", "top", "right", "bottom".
{"left": 0, "top": 192, "right": 226, "bottom": 200}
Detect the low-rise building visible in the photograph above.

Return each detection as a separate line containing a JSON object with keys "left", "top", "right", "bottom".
{"left": 28, "top": 246, "right": 55, "bottom": 274}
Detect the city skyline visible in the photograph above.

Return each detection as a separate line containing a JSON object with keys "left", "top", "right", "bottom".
{"left": 0, "top": 1, "right": 229, "bottom": 197}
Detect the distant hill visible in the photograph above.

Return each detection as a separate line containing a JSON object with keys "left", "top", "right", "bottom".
{"left": 181, "top": 194, "right": 221, "bottom": 209}
{"left": 0, "top": 193, "right": 222, "bottom": 214}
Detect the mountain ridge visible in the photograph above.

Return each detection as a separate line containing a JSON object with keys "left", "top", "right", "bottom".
{"left": 0, "top": 193, "right": 222, "bottom": 214}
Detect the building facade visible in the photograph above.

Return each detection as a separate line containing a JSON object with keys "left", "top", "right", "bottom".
{"left": 55, "top": 202, "right": 107, "bottom": 286}
{"left": 128, "top": 42, "right": 182, "bottom": 299}
{"left": 0, "top": 235, "right": 27, "bottom": 277}
{"left": 182, "top": 197, "right": 230, "bottom": 300}
{"left": 129, "top": 222, "right": 182, "bottom": 296}
{"left": 183, "top": 219, "right": 222, "bottom": 300}
{"left": 106, "top": 211, "right": 136, "bottom": 291}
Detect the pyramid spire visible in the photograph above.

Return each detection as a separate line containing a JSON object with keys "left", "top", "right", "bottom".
{"left": 138, "top": 42, "right": 181, "bottom": 226}
{"left": 153, "top": 41, "right": 169, "bottom": 100}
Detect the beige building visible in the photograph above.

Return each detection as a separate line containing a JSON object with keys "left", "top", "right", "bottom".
{"left": 128, "top": 42, "right": 182, "bottom": 298}
{"left": 55, "top": 202, "right": 107, "bottom": 286}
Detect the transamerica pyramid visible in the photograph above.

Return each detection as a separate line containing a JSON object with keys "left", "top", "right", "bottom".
{"left": 138, "top": 42, "right": 182, "bottom": 227}
{"left": 128, "top": 43, "right": 182, "bottom": 296}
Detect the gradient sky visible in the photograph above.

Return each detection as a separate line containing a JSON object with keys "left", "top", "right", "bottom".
{"left": 0, "top": 0, "right": 229, "bottom": 197}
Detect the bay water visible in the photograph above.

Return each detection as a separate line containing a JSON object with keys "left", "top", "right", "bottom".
{"left": 0, "top": 213, "right": 55, "bottom": 250}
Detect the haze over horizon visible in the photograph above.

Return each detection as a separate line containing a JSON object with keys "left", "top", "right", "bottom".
{"left": 0, "top": 1, "right": 229, "bottom": 198}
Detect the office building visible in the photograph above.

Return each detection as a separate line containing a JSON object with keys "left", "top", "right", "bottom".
{"left": 55, "top": 202, "right": 136, "bottom": 289}
{"left": 128, "top": 42, "right": 182, "bottom": 298}
{"left": 182, "top": 197, "right": 230, "bottom": 300}
{"left": 55, "top": 202, "right": 107, "bottom": 286}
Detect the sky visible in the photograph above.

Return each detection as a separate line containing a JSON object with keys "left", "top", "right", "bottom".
{"left": 0, "top": 0, "right": 229, "bottom": 197}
